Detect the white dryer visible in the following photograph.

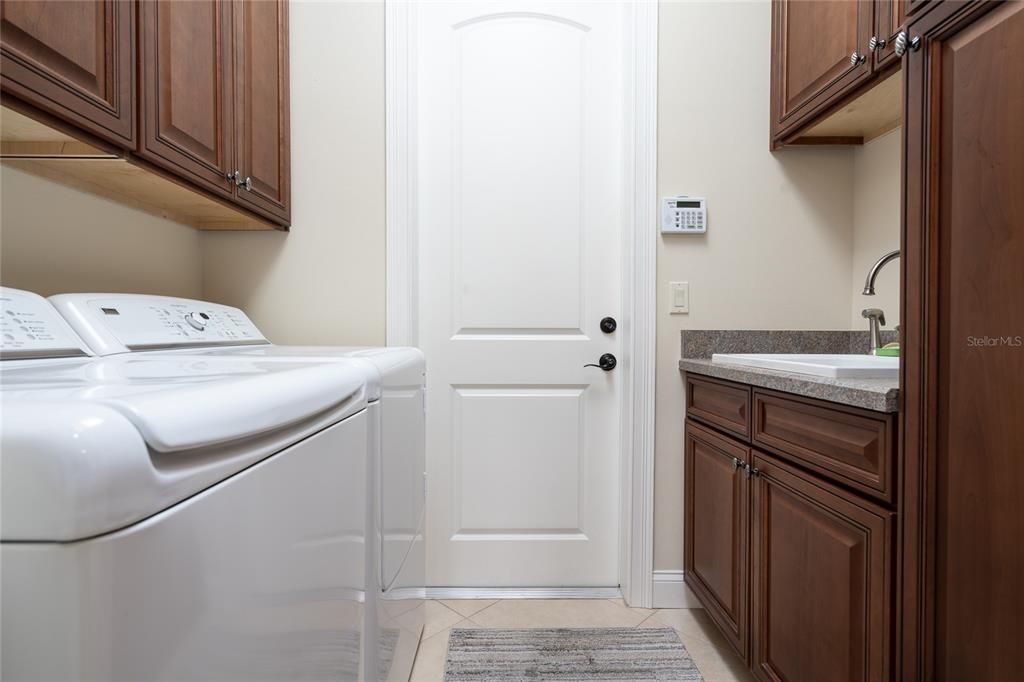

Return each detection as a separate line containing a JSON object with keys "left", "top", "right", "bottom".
{"left": 50, "top": 293, "right": 426, "bottom": 681}
{"left": 1, "top": 288, "right": 373, "bottom": 681}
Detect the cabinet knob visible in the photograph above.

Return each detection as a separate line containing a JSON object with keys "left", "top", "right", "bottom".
{"left": 242, "top": 176, "right": 253, "bottom": 192}
{"left": 850, "top": 51, "right": 866, "bottom": 67}
{"left": 894, "top": 31, "right": 921, "bottom": 57}
{"left": 227, "top": 170, "right": 241, "bottom": 184}
{"left": 868, "top": 36, "right": 886, "bottom": 51}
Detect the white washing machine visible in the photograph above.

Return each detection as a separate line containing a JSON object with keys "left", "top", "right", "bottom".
{"left": 50, "top": 293, "right": 426, "bottom": 681}
{"left": 0, "top": 288, "right": 374, "bottom": 681}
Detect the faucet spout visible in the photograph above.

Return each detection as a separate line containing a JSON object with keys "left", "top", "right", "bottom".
{"left": 862, "top": 249, "right": 900, "bottom": 295}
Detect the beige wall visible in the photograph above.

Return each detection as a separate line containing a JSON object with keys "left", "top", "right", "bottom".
{"left": 655, "top": 0, "right": 871, "bottom": 570}
{"left": 200, "top": 0, "right": 386, "bottom": 346}
{"left": 850, "top": 128, "right": 901, "bottom": 331}
{"left": 0, "top": 166, "right": 203, "bottom": 298}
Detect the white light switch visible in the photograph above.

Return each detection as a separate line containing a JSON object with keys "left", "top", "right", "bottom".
{"left": 669, "top": 281, "right": 689, "bottom": 314}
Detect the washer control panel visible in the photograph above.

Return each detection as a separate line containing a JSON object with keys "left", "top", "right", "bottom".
{"left": 49, "top": 294, "right": 269, "bottom": 355}
{"left": 1, "top": 288, "right": 88, "bottom": 359}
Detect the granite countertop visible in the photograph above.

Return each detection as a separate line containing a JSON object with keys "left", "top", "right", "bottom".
{"left": 679, "top": 330, "right": 900, "bottom": 413}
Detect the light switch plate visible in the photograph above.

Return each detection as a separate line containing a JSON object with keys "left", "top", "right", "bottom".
{"left": 670, "top": 281, "right": 689, "bottom": 314}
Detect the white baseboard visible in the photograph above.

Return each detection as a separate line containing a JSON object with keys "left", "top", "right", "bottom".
{"left": 651, "top": 570, "right": 703, "bottom": 609}
{"left": 425, "top": 586, "right": 622, "bottom": 600}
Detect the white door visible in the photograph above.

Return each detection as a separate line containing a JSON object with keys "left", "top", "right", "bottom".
{"left": 417, "top": 1, "right": 625, "bottom": 587}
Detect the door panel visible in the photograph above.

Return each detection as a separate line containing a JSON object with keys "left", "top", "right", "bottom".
{"left": 771, "top": 0, "right": 874, "bottom": 141}
{"left": 684, "top": 421, "right": 750, "bottom": 660}
{"left": 0, "top": 0, "right": 134, "bottom": 146}
{"left": 902, "top": 2, "right": 1024, "bottom": 678}
{"left": 873, "top": 0, "right": 905, "bottom": 69}
{"left": 419, "top": 1, "right": 624, "bottom": 586}
{"left": 752, "top": 453, "right": 892, "bottom": 682}
{"left": 234, "top": 0, "right": 290, "bottom": 222}
{"left": 139, "top": 0, "right": 234, "bottom": 196}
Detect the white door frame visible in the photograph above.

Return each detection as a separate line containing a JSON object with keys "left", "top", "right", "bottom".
{"left": 385, "top": 0, "right": 658, "bottom": 608}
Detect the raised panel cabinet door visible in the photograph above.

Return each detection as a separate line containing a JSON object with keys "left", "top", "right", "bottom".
{"left": 872, "top": 0, "right": 906, "bottom": 69}
{"left": 233, "top": 0, "right": 290, "bottom": 224}
{"left": 0, "top": 0, "right": 134, "bottom": 147}
{"left": 138, "top": 0, "right": 234, "bottom": 196}
{"left": 770, "top": 0, "right": 875, "bottom": 143}
{"left": 684, "top": 420, "right": 750, "bottom": 661}
{"left": 901, "top": 1, "right": 1024, "bottom": 679}
{"left": 751, "top": 452, "right": 892, "bottom": 682}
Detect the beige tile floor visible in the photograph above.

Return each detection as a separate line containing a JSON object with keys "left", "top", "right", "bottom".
{"left": 409, "top": 598, "right": 753, "bottom": 681}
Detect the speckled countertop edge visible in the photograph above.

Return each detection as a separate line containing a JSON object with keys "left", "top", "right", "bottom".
{"left": 679, "top": 358, "right": 899, "bottom": 413}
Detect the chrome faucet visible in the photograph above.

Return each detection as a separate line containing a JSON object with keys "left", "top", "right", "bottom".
{"left": 861, "top": 249, "right": 899, "bottom": 353}
{"left": 862, "top": 249, "right": 900, "bottom": 295}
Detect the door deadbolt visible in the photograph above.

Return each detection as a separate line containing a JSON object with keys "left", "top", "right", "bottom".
{"left": 600, "top": 317, "right": 617, "bottom": 334}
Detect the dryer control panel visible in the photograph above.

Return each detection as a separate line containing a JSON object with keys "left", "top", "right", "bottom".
{"left": 49, "top": 294, "right": 269, "bottom": 356}
{"left": 0, "top": 288, "right": 89, "bottom": 359}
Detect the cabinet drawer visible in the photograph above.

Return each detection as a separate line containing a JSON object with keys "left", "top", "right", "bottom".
{"left": 685, "top": 374, "right": 751, "bottom": 440}
{"left": 752, "top": 389, "right": 895, "bottom": 502}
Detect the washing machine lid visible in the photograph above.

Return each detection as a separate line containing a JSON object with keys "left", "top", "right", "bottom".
{"left": 1, "top": 355, "right": 368, "bottom": 541}
{"left": 1, "top": 354, "right": 367, "bottom": 452}
{"left": 178, "top": 345, "right": 425, "bottom": 400}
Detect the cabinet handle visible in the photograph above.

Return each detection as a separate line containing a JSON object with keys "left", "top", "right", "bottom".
{"left": 242, "top": 176, "right": 253, "bottom": 192}
{"left": 732, "top": 457, "right": 742, "bottom": 471}
{"left": 849, "top": 51, "right": 866, "bottom": 67}
{"left": 868, "top": 36, "right": 886, "bottom": 51}
{"left": 894, "top": 31, "right": 920, "bottom": 57}
{"left": 227, "top": 170, "right": 241, "bottom": 185}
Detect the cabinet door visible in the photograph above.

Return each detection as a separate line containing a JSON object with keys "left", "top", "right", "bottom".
{"left": 872, "top": 0, "right": 905, "bottom": 70}
{"left": 138, "top": 0, "right": 235, "bottom": 196}
{"left": 770, "top": 0, "right": 875, "bottom": 143}
{"left": 751, "top": 452, "right": 892, "bottom": 682}
{"left": 0, "top": 0, "right": 134, "bottom": 147}
{"left": 684, "top": 420, "right": 750, "bottom": 661}
{"left": 901, "top": 1, "right": 1024, "bottom": 679}
{"left": 233, "top": 0, "right": 290, "bottom": 224}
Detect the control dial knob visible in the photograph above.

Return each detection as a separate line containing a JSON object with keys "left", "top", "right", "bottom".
{"left": 184, "top": 311, "right": 210, "bottom": 331}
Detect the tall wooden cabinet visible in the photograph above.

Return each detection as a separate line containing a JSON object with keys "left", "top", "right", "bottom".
{"left": 0, "top": 0, "right": 135, "bottom": 147}
{"left": 900, "top": 0, "right": 1024, "bottom": 679}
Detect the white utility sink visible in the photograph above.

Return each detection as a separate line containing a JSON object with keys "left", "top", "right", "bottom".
{"left": 711, "top": 353, "right": 899, "bottom": 379}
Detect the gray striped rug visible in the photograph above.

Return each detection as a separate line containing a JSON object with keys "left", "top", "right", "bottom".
{"left": 443, "top": 627, "right": 704, "bottom": 681}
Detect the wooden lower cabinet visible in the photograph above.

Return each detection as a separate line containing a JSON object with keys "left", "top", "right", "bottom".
{"left": 751, "top": 453, "right": 893, "bottom": 682}
{"left": 684, "top": 421, "right": 750, "bottom": 660}
{"left": 684, "top": 411, "right": 894, "bottom": 681}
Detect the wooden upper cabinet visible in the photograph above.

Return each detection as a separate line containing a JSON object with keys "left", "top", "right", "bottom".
{"left": 0, "top": 0, "right": 135, "bottom": 147}
{"left": 138, "top": 0, "right": 235, "bottom": 196}
{"left": 233, "top": 0, "right": 290, "bottom": 223}
{"left": 751, "top": 452, "right": 892, "bottom": 682}
{"left": 684, "top": 421, "right": 750, "bottom": 661}
{"left": 771, "top": 0, "right": 875, "bottom": 142}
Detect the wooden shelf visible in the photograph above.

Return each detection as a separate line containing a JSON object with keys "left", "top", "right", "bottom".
{"left": 1, "top": 107, "right": 276, "bottom": 231}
